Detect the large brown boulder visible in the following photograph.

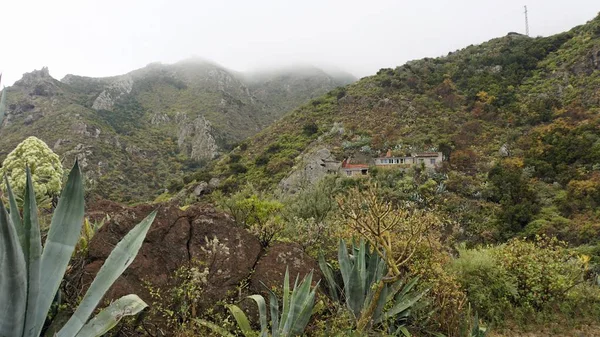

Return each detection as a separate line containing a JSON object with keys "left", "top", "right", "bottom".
{"left": 250, "top": 242, "right": 322, "bottom": 293}
{"left": 79, "top": 200, "right": 262, "bottom": 309}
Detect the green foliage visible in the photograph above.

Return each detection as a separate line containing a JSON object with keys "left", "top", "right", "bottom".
{"left": 145, "top": 260, "right": 209, "bottom": 333}
{"left": 0, "top": 162, "right": 156, "bottom": 337}
{"left": 1, "top": 136, "right": 64, "bottom": 204}
{"left": 452, "top": 236, "right": 593, "bottom": 326}
{"left": 74, "top": 216, "right": 107, "bottom": 257}
{"left": 200, "top": 268, "right": 319, "bottom": 337}
{"left": 486, "top": 160, "right": 539, "bottom": 239}
{"left": 319, "top": 239, "right": 426, "bottom": 334}
{"left": 213, "top": 185, "right": 284, "bottom": 246}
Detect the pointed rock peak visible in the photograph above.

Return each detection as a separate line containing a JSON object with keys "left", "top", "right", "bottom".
{"left": 15, "top": 67, "right": 54, "bottom": 86}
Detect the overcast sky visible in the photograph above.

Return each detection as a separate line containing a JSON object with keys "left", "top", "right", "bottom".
{"left": 1, "top": 0, "right": 598, "bottom": 86}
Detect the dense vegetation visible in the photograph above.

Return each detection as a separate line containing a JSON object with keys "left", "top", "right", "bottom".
{"left": 3, "top": 12, "right": 600, "bottom": 337}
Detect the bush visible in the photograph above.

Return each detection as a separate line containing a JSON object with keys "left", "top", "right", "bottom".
{"left": 302, "top": 122, "right": 319, "bottom": 136}
{"left": 452, "top": 246, "right": 517, "bottom": 323}
{"left": 229, "top": 163, "right": 248, "bottom": 174}
{"left": 452, "top": 236, "right": 591, "bottom": 326}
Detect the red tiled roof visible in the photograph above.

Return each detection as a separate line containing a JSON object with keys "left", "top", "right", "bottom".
{"left": 343, "top": 163, "right": 369, "bottom": 169}
{"left": 342, "top": 158, "right": 369, "bottom": 169}
{"left": 414, "top": 152, "right": 440, "bottom": 157}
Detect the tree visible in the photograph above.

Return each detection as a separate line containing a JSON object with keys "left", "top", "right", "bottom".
{"left": 1, "top": 136, "right": 64, "bottom": 204}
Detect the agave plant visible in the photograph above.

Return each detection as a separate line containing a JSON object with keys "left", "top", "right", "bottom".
{"left": 319, "top": 239, "right": 427, "bottom": 335}
{"left": 0, "top": 161, "right": 156, "bottom": 337}
{"left": 199, "top": 268, "right": 319, "bottom": 337}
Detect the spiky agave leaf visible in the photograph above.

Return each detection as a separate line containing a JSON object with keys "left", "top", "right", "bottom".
{"left": 0, "top": 199, "right": 27, "bottom": 337}
{"left": 74, "top": 295, "right": 148, "bottom": 337}
{"left": 57, "top": 210, "right": 157, "bottom": 336}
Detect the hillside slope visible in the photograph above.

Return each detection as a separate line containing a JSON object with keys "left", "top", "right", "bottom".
{"left": 0, "top": 60, "right": 354, "bottom": 201}
{"left": 211, "top": 14, "right": 600, "bottom": 242}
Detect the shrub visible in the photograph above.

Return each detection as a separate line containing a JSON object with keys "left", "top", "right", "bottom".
{"left": 302, "top": 122, "right": 319, "bottom": 136}
{"left": 451, "top": 245, "right": 517, "bottom": 323}
{"left": 494, "top": 236, "right": 583, "bottom": 309}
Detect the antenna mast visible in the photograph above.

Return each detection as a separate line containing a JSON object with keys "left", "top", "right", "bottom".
{"left": 524, "top": 5, "right": 530, "bottom": 36}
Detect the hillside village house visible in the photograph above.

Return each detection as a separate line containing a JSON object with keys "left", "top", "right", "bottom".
{"left": 375, "top": 150, "right": 443, "bottom": 169}
{"left": 341, "top": 159, "right": 369, "bottom": 177}
{"left": 341, "top": 151, "right": 443, "bottom": 177}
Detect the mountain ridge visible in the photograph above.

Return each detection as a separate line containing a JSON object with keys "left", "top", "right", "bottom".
{"left": 0, "top": 60, "right": 355, "bottom": 201}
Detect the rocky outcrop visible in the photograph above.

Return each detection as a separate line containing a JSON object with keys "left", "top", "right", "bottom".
{"left": 250, "top": 242, "right": 322, "bottom": 292}
{"left": 278, "top": 148, "right": 340, "bottom": 194}
{"left": 79, "top": 201, "right": 263, "bottom": 310}
{"left": 177, "top": 114, "right": 219, "bottom": 160}
{"left": 14, "top": 67, "right": 62, "bottom": 97}
{"left": 92, "top": 76, "right": 133, "bottom": 111}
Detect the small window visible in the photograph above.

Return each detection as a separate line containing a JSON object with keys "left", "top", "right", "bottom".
{"left": 430, "top": 158, "right": 436, "bottom": 164}
{"left": 361, "top": 169, "right": 368, "bottom": 175}
{"left": 346, "top": 171, "right": 352, "bottom": 176}
{"left": 400, "top": 158, "right": 404, "bottom": 164}
{"left": 419, "top": 158, "right": 424, "bottom": 163}
{"left": 395, "top": 159, "right": 399, "bottom": 164}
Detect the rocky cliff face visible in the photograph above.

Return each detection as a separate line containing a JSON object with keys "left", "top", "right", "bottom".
{"left": 0, "top": 61, "right": 355, "bottom": 201}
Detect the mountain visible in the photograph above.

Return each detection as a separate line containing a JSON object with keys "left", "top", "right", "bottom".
{"left": 211, "top": 14, "right": 600, "bottom": 242}
{"left": 0, "top": 60, "right": 355, "bottom": 201}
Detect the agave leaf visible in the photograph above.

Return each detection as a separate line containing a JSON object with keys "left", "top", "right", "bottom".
{"left": 282, "top": 272, "right": 311, "bottom": 335}
{"left": 23, "top": 168, "right": 42, "bottom": 337}
{"left": 225, "top": 304, "right": 254, "bottom": 337}
{"left": 0, "top": 201, "right": 27, "bottom": 337}
{"left": 248, "top": 295, "right": 268, "bottom": 337}
{"left": 262, "top": 283, "right": 280, "bottom": 335}
{"left": 357, "top": 240, "right": 367, "bottom": 294}
{"left": 398, "top": 326, "right": 412, "bottom": 337}
{"left": 194, "top": 318, "right": 237, "bottom": 337}
{"left": 290, "top": 277, "right": 319, "bottom": 336}
{"left": 279, "top": 268, "right": 291, "bottom": 331}
{"left": 338, "top": 239, "right": 352, "bottom": 295}
{"left": 347, "top": 252, "right": 364, "bottom": 318}
{"left": 34, "top": 162, "right": 85, "bottom": 336}
{"left": 5, "top": 176, "right": 24, "bottom": 248}
{"left": 318, "top": 254, "right": 339, "bottom": 301}
{"left": 74, "top": 294, "right": 147, "bottom": 337}
{"left": 380, "top": 288, "right": 428, "bottom": 323}
{"left": 57, "top": 210, "right": 156, "bottom": 337}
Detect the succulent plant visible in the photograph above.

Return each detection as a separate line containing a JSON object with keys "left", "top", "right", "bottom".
{"left": 319, "top": 239, "right": 426, "bottom": 335}
{"left": 198, "top": 268, "right": 319, "bottom": 337}
{"left": 0, "top": 161, "right": 156, "bottom": 337}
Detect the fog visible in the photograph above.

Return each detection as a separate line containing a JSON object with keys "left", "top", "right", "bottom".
{"left": 1, "top": 0, "right": 598, "bottom": 86}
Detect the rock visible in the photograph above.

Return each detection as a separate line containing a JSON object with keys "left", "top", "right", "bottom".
{"left": 24, "top": 115, "right": 34, "bottom": 125}
{"left": 151, "top": 112, "right": 170, "bottom": 125}
{"left": 499, "top": 143, "right": 510, "bottom": 157}
{"left": 14, "top": 67, "right": 62, "bottom": 96}
{"left": 177, "top": 115, "right": 219, "bottom": 161}
{"left": 278, "top": 148, "right": 340, "bottom": 194}
{"left": 208, "top": 177, "right": 221, "bottom": 188}
{"left": 78, "top": 201, "right": 262, "bottom": 311}
{"left": 72, "top": 121, "right": 101, "bottom": 138}
{"left": 250, "top": 242, "right": 321, "bottom": 292}
{"left": 193, "top": 181, "right": 210, "bottom": 196}
{"left": 92, "top": 76, "right": 134, "bottom": 111}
